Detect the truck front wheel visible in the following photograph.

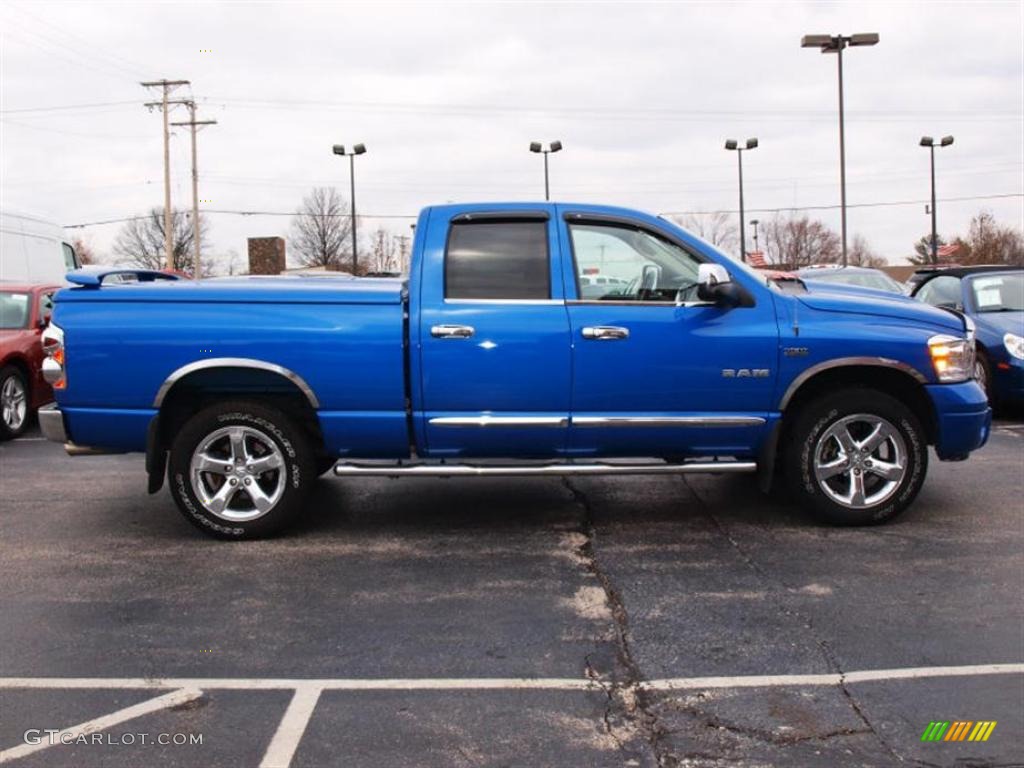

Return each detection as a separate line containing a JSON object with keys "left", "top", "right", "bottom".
{"left": 784, "top": 389, "right": 928, "bottom": 525}
{"left": 168, "top": 401, "right": 315, "bottom": 539}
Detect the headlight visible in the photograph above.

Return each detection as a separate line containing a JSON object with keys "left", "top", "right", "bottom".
{"left": 928, "top": 333, "right": 974, "bottom": 383}
{"left": 1005, "top": 333, "right": 1024, "bottom": 361}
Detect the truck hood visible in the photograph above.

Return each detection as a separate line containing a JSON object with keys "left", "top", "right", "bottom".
{"left": 56, "top": 274, "right": 405, "bottom": 305}
{"left": 796, "top": 284, "right": 964, "bottom": 332}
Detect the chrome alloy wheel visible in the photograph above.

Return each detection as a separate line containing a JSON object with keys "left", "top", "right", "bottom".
{"left": 190, "top": 426, "right": 286, "bottom": 521}
{"left": 1, "top": 375, "right": 27, "bottom": 432}
{"left": 813, "top": 414, "right": 907, "bottom": 509}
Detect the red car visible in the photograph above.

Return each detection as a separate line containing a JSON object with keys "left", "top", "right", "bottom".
{"left": 0, "top": 283, "right": 60, "bottom": 439}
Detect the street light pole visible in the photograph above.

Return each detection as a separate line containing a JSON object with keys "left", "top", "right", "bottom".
{"left": 725, "top": 138, "right": 758, "bottom": 262}
{"left": 836, "top": 41, "right": 848, "bottom": 267}
{"left": 529, "top": 141, "right": 563, "bottom": 200}
{"left": 332, "top": 143, "right": 367, "bottom": 274}
{"left": 801, "top": 33, "right": 879, "bottom": 268}
{"left": 920, "top": 135, "right": 954, "bottom": 264}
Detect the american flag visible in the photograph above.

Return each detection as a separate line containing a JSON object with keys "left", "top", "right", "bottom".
{"left": 746, "top": 250, "right": 767, "bottom": 268}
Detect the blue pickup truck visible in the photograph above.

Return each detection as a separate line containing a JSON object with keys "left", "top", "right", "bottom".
{"left": 38, "top": 203, "right": 991, "bottom": 538}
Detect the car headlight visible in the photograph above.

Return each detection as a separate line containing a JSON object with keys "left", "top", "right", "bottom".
{"left": 928, "top": 333, "right": 974, "bottom": 383}
{"left": 1005, "top": 333, "right": 1024, "bottom": 361}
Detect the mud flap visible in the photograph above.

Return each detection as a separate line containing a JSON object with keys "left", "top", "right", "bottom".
{"left": 145, "top": 415, "right": 166, "bottom": 494}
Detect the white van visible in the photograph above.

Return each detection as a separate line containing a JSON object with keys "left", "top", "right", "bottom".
{"left": 0, "top": 210, "right": 79, "bottom": 284}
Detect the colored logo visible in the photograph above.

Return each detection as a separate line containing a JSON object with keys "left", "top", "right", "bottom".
{"left": 921, "top": 721, "right": 997, "bottom": 742}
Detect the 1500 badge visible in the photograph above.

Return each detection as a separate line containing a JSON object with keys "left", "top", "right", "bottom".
{"left": 722, "top": 369, "right": 770, "bottom": 378}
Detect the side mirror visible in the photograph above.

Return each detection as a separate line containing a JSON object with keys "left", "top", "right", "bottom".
{"left": 696, "top": 263, "right": 753, "bottom": 307}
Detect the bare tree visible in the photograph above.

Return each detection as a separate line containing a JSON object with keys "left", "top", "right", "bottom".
{"left": 222, "top": 249, "right": 244, "bottom": 276}
{"left": 965, "top": 210, "right": 1024, "bottom": 266}
{"left": 673, "top": 212, "right": 738, "bottom": 255}
{"left": 71, "top": 237, "right": 97, "bottom": 266}
{"left": 763, "top": 214, "right": 841, "bottom": 268}
{"left": 112, "top": 208, "right": 207, "bottom": 275}
{"left": 290, "top": 187, "right": 353, "bottom": 269}
{"left": 368, "top": 226, "right": 401, "bottom": 274}
{"left": 846, "top": 234, "right": 886, "bottom": 268}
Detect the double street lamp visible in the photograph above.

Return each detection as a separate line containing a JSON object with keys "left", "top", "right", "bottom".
{"left": 529, "top": 140, "right": 563, "bottom": 200}
{"left": 920, "top": 135, "right": 954, "bottom": 264}
{"left": 332, "top": 143, "right": 367, "bottom": 274}
{"left": 724, "top": 138, "right": 758, "bottom": 262}
{"left": 801, "top": 32, "right": 880, "bottom": 267}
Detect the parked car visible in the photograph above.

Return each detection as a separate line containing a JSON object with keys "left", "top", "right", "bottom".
{"left": 0, "top": 210, "right": 78, "bottom": 284}
{"left": 0, "top": 283, "right": 61, "bottom": 438}
{"left": 798, "top": 265, "right": 903, "bottom": 293}
{"left": 903, "top": 265, "right": 959, "bottom": 296}
{"left": 39, "top": 203, "right": 990, "bottom": 538}
{"left": 910, "top": 265, "right": 1023, "bottom": 404}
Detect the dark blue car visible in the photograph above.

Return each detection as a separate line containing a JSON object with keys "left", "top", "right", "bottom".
{"left": 912, "top": 266, "right": 1024, "bottom": 405}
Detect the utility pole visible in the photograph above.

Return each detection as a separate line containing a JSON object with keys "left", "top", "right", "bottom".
{"left": 141, "top": 80, "right": 190, "bottom": 271}
{"left": 172, "top": 102, "right": 217, "bottom": 279}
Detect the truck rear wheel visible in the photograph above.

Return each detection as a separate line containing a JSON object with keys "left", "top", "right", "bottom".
{"left": 784, "top": 389, "right": 928, "bottom": 525}
{"left": 168, "top": 401, "right": 315, "bottom": 539}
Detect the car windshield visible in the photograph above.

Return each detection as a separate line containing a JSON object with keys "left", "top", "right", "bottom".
{"left": 969, "top": 272, "right": 1024, "bottom": 312}
{"left": 0, "top": 292, "right": 31, "bottom": 329}
{"left": 810, "top": 270, "right": 902, "bottom": 293}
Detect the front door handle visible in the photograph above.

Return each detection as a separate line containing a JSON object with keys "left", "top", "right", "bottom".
{"left": 431, "top": 324, "right": 475, "bottom": 339}
{"left": 582, "top": 326, "right": 629, "bottom": 340}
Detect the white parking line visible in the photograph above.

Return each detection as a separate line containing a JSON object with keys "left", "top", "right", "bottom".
{"left": 0, "top": 664, "right": 1020, "bottom": 767}
{"left": 643, "top": 662, "right": 1024, "bottom": 690}
{"left": 259, "top": 684, "right": 322, "bottom": 768}
{"left": 1, "top": 663, "right": 1021, "bottom": 693}
{"left": 0, "top": 687, "right": 201, "bottom": 764}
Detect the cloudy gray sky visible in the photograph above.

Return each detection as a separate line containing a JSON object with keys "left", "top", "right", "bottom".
{"left": 1, "top": 0, "right": 1021, "bottom": 269}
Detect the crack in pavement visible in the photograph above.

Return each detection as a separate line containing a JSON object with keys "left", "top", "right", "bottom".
{"left": 562, "top": 477, "right": 670, "bottom": 767}
{"left": 680, "top": 475, "right": 909, "bottom": 766}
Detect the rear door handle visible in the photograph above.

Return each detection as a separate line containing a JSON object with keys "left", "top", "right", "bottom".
{"left": 431, "top": 324, "right": 475, "bottom": 339}
{"left": 581, "top": 326, "right": 629, "bottom": 340}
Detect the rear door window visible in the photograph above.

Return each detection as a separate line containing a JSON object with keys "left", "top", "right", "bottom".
{"left": 445, "top": 221, "right": 550, "bottom": 300}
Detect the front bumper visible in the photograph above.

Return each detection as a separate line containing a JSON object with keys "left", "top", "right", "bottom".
{"left": 926, "top": 381, "right": 992, "bottom": 460}
{"left": 37, "top": 403, "right": 67, "bottom": 443}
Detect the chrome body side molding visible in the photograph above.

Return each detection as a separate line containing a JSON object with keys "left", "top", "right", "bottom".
{"left": 572, "top": 416, "right": 766, "bottom": 428}
{"left": 778, "top": 357, "right": 929, "bottom": 410}
{"left": 334, "top": 459, "right": 757, "bottom": 478}
{"left": 429, "top": 416, "right": 568, "bottom": 428}
{"left": 152, "top": 358, "right": 320, "bottom": 409}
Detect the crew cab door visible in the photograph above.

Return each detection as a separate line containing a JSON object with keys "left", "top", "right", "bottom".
{"left": 416, "top": 207, "right": 571, "bottom": 457}
{"left": 559, "top": 211, "right": 778, "bottom": 457}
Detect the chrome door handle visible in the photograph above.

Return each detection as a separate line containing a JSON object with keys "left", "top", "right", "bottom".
{"left": 582, "top": 326, "right": 629, "bottom": 340}
{"left": 431, "top": 324, "right": 475, "bottom": 339}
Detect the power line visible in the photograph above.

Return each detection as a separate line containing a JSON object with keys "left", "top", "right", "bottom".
{"left": 0, "top": 101, "right": 141, "bottom": 115}
{"left": 62, "top": 192, "right": 1023, "bottom": 229}
{"left": 659, "top": 193, "right": 1024, "bottom": 217}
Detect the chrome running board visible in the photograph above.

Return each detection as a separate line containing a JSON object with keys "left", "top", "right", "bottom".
{"left": 333, "top": 459, "right": 756, "bottom": 478}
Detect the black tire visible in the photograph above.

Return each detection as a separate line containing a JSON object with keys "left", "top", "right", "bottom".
{"left": 975, "top": 349, "right": 993, "bottom": 405}
{"left": 167, "top": 400, "right": 315, "bottom": 539}
{"left": 784, "top": 388, "right": 928, "bottom": 526}
{"left": 0, "top": 365, "right": 31, "bottom": 441}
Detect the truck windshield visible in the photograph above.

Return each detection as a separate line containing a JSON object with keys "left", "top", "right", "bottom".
{"left": 0, "top": 292, "right": 30, "bottom": 329}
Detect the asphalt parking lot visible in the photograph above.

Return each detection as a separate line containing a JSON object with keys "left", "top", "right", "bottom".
{"left": 1, "top": 417, "right": 1022, "bottom": 767}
